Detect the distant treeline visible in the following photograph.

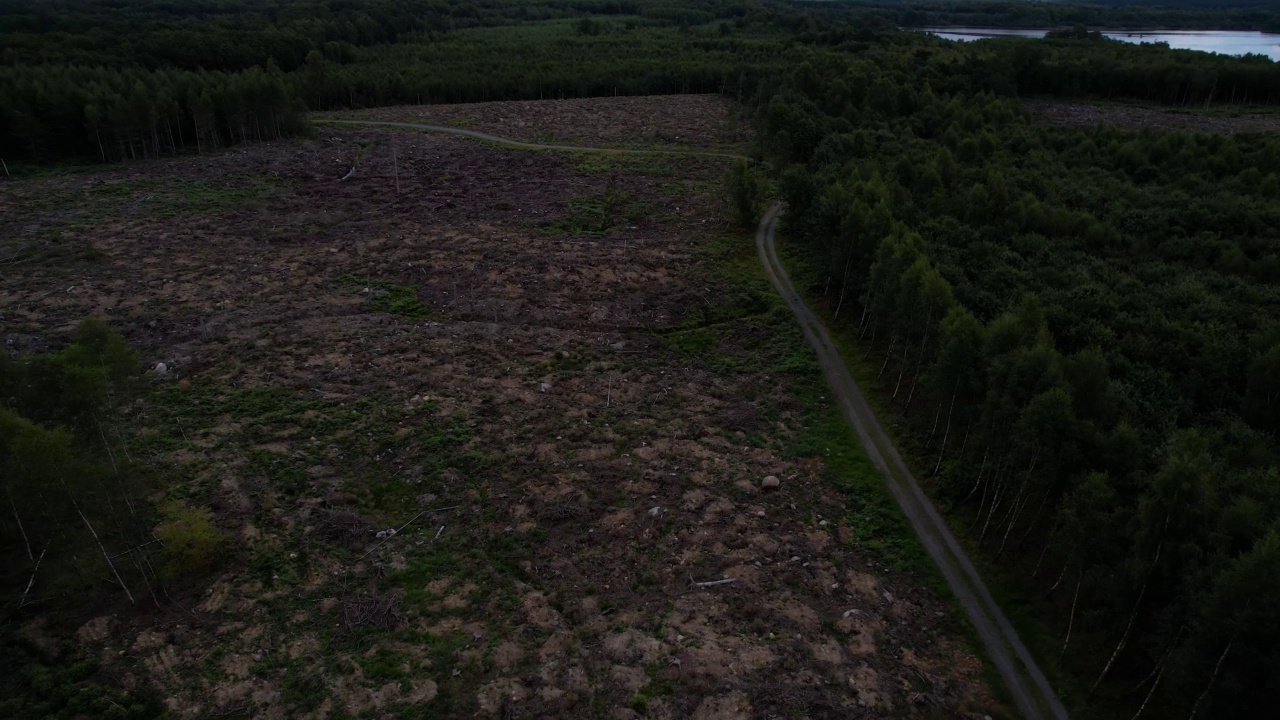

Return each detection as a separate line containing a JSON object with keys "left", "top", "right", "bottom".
{"left": 4, "top": 0, "right": 1280, "bottom": 164}
{"left": 0, "top": 0, "right": 779, "bottom": 162}
{"left": 4, "top": 64, "right": 305, "bottom": 162}
{"left": 845, "top": 0, "right": 1280, "bottom": 32}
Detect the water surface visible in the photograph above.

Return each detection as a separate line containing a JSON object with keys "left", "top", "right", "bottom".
{"left": 922, "top": 28, "right": 1280, "bottom": 61}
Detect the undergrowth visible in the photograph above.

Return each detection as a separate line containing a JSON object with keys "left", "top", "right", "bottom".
{"left": 336, "top": 274, "right": 432, "bottom": 319}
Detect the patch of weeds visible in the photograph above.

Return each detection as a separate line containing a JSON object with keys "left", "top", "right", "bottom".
{"left": 336, "top": 274, "right": 432, "bottom": 319}
{"left": 358, "top": 646, "right": 413, "bottom": 685}
{"left": 134, "top": 378, "right": 481, "bottom": 516}
{"left": 68, "top": 175, "right": 288, "bottom": 220}
{"left": 540, "top": 349, "right": 590, "bottom": 373}
{"left": 152, "top": 501, "right": 228, "bottom": 581}
{"left": 781, "top": 371, "right": 926, "bottom": 573}
{"left": 575, "top": 155, "right": 627, "bottom": 174}
{"left": 1, "top": 235, "right": 107, "bottom": 271}
{"left": 533, "top": 179, "right": 630, "bottom": 235}
{"left": 664, "top": 327, "right": 717, "bottom": 355}
{"left": 671, "top": 219, "right": 927, "bottom": 575}
{"left": 392, "top": 546, "right": 474, "bottom": 608}
{"left": 572, "top": 152, "right": 682, "bottom": 178}
{"left": 282, "top": 669, "right": 327, "bottom": 713}
{"left": 245, "top": 448, "right": 310, "bottom": 495}
{"left": 162, "top": 176, "right": 286, "bottom": 217}
{"left": 627, "top": 674, "right": 676, "bottom": 715}
{"left": 248, "top": 546, "right": 304, "bottom": 588}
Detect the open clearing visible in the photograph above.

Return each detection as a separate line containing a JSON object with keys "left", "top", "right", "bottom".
{"left": 313, "top": 95, "right": 753, "bottom": 152}
{"left": 2, "top": 95, "right": 996, "bottom": 718}
{"left": 1025, "top": 98, "right": 1280, "bottom": 134}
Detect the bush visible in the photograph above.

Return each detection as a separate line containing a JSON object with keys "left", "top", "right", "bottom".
{"left": 153, "top": 503, "right": 226, "bottom": 581}
{"left": 0, "top": 317, "right": 138, "bottom": 433}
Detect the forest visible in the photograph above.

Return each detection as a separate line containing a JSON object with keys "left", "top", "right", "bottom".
{"left": 2, "top": 1, "right": 1279, "bottom": 718}
{"left": 872, "top": 0, "right": 1280, "bottom": 32}
{"left": 7, "top": 0, "right": 1280, "bottom": 164}
{"left": 757, "top": 17, "right": 1280, "bottom": 720}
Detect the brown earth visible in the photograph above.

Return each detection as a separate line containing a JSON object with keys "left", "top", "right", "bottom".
{"left": 1, "top": 95, "right": 997, "bottom": 719}
{"left": 1025, "top": 98, "right": 1280, "bottom": 134}
{"left": 316, "top": 94, "right": 752, "bottom": 150}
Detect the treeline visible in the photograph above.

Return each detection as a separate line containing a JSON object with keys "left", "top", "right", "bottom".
{"left": 787, "top": 27, "right": 1280, "bottom": 106}
{"left": 3, "top": 64, "right": 306, "bottom": 162}
{"left": 756, "top": 29, "right": 1280, "bottom": 719}
{"left": 8, "top": 0, "right": 1277, "bottom": 164}
{"left": 0, "top": 0, "right": 782, "bottom": 162}
{"left": 852, "top": 0, "right": 1280, "bottom": 32}
{"left": 0, "top": 0, "right": 764, "bottom": 71}
{"left": 297, "top": 24, "right": 786, "bottom": 106}
{"left": 1008, "top": 38, "right": 1280, "bottom": 105}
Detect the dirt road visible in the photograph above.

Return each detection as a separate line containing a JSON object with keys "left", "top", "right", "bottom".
{"left": 324, "top": 119, "right": 752, "bottom": 161}
{"left": 320, "top": 118, "right": 1067, "bottom": 719}
{"left": 756, "top": 202, "right": 1069, "bottom": 720}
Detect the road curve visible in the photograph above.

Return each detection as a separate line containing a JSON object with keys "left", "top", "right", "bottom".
{"left": 319, "top": 117, "right": 1065, "bottom": 718}
{"left": 756, "top": 202, "right": 1069, "bottom": 720}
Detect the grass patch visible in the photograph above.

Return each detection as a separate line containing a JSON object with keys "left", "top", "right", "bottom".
{"left": 529, "top": 177, "right": 639, "bottom": 236}
{"left": 129, "top": 380, "right": 480, "bottom": 517}
{"left": 571, "top": 152, "right": 687, "bottom": 177}
{"left": 668, "top": 219, "right": 935, "bottom": 577}
{"left": 60, "top": 175, "right": 287, "bottom": 219}
{"left": 336, "top": 274, "right": 432, "bottom": 319}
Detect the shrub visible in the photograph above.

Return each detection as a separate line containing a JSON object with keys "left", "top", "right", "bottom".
{"left": 153, "top": 503, "right": 226, "bottom": 581}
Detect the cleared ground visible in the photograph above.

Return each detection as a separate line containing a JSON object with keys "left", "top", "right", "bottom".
{"left": 313, "top": 94, "right": 753, "bottom": 151}
{"left": 1025, "top": 98, "right": 1280, "bottom": 134}
{"left": 2, "top": 95, "right": 996, "bottom": 719}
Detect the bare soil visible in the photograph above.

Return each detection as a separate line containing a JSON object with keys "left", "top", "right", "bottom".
{"left": 2, "top": 95, "right": 996, "bottom": 719}
{"left": 1025, "top": 98, "right": 1280, "bottom": 134}
{"left": 317, "top": 94, "right": 752, "bottom": 150}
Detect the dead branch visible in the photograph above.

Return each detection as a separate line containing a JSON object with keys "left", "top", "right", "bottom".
{"left": 353, "top": 505, "right": 461, "bottom": 563}
{"left": 1188, "top": 632, "right": 1236, "bottom": 719}
{"left": 341, "top": 591, "right": 406, "bottom": 632}
{"left": 690, "top": 577, "right": 737, "bottom": 588}
{"left": 77, "top": 502, "right": 135, "bottom": 603}
{"left": 108, "top": 538, "right": 162, "bottom": 560}
{"left": 319, "top": 509, "right": 374, "bottom": 548}
{"left": 59, "top": 474, "right": 135, "bottom": 603}
{"left": 8, "top": 492, "right": 33, "bottom": 562}
{"left": 210, "top": 701, "right": 251, "bottom": 718}
{"left": 18, "top": 544, "right": 48, "bottom": 608}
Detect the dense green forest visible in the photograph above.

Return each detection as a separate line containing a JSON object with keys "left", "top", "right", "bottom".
{"left": 0, "top": 0, "right": 782, "bottom": 162}
{"left": 3, "top": 1, "right": 1280, "bottom": 718}
{"left": 5, "top": 0, "right": 1280, "bottom": 163}
{"left": 755, "top": 16, "right": 1280, "bottom": 720}
{"left": 865, "top": 0, "right": 1280, "bottom": 32}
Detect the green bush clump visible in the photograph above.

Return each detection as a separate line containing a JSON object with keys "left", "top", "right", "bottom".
{"left": 153, "top": 502, "right": 226, "bottom": 581}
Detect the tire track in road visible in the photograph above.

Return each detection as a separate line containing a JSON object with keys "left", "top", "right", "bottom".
{"left": 318, "top": 117, "right": 1067, "bottom": 718}
{"left": 756, "top": 201, "right": 1069, "bottom": 720}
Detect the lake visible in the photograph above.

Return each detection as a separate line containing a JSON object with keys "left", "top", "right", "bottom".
{"left": 921, "top": 28, "right": 1280, "bottom": 61}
